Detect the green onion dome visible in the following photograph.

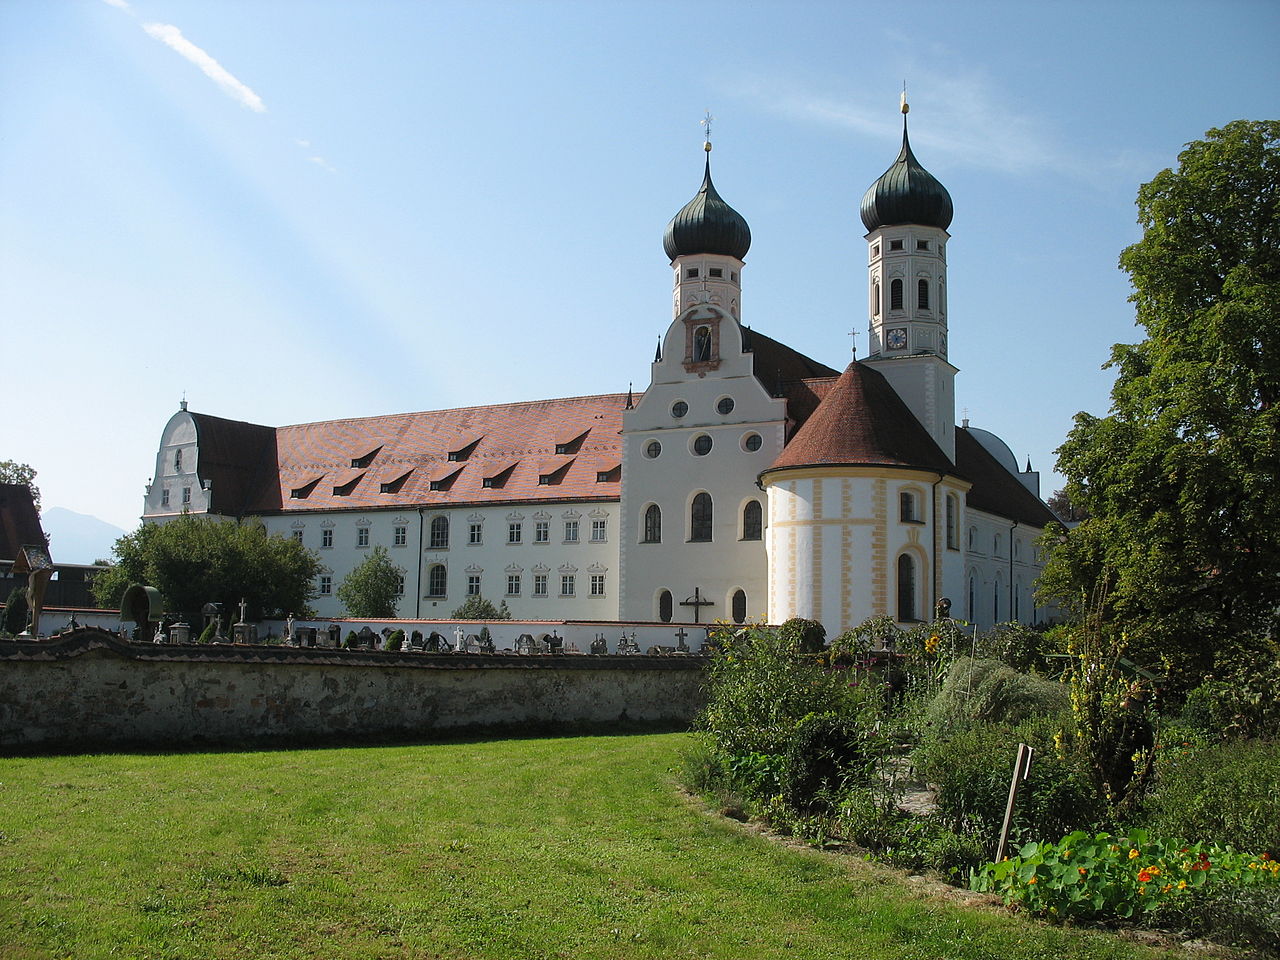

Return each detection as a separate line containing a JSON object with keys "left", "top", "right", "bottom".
{"left": 860, "top": 125, "right": 953, "bottom": 232}
{"left": 663, "top": 154, "right": 751, "bottom": 262}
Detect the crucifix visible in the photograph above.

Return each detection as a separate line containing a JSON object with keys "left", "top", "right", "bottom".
{"left": 238, "top": 598, "right": 248, "bottom": 623}
{"left": 679, "top": 587, "right": 714, "bottom": 624}
{"left": 848, "top": 326, "right": 860, "bottom": 359}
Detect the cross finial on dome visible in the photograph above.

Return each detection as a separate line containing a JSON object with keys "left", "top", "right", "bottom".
{"left": 701, "top": 110, "right": 714, "bottom": 153}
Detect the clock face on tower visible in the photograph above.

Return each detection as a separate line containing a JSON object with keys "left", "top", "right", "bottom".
{"left": 886, "top": 327, "right": 908, "bottom": 350}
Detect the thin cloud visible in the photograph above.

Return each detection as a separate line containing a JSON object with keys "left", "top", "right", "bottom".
{"left": 142, "top": 22, "right": 266, "bottom": 113}
{"left": 101, "top": 0, "right": 133, "bottom": 10}
{"left": 308, "top": 156, "right": 337, "bottom": 174}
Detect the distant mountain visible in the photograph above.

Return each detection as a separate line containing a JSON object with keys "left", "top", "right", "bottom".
{"left": 41, "top": 507, "right": 127, "bottom": 565}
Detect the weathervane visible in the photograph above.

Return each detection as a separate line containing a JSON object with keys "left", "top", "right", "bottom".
{"left": 701, "top": 110, "right": 714, "bottom": 152}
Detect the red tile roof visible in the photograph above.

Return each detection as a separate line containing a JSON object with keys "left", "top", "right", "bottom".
{"left": 244, "top": 392, "right": 631, "bottom": 515}
{"left": 765, "top": 362, "right": 954, "bottom": 475}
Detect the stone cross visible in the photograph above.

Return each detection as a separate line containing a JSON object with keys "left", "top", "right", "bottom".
{"left": 238, "top": 598, "right": 248, "bottom": 623}
{"left": 674, "top": 627, "right": 689, "bottom": 652}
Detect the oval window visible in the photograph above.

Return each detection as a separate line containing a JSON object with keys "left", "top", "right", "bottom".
{"left": 645, "top": 440, "right": 661, "bottom": 459}
{"left": 716, "top": 396, "right": 735, "bottom": 415}
{"left": 671, "top": 400, "right": 688, "bottom": 419}
{"left": 743, "top": 433, "right": 762, "bottom": 452}
{"left": 692, "top": 435, "right": 712, "bottom": 456}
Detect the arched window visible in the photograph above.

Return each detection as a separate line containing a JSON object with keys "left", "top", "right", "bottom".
{"left": 430, "top": 515, "right": 449, "bottom": 549}
{"left": 658, "top": 589, "right": 673, "bottom": 623}
{"left": 741, "top": 500, "right": 762, "bottom": 541}
{"left": 693, "top": 326, "right": 712, "bottom": 362}
{"left": 946, "top": 494, "right": 959, "bottom": 549}
{"left": 642, "top": 504, "right": 662, "bottom": 543}
{"left": 690, "top": 492, "right": 712, "bottom": 542}
{"left": 897, "top": 554, "right": 916, "bottom": 622}
{"left": 174, "top": 448, "right": 182, "bottom": 472}
{"left": 993, "top": 582, "right": 1000, "bottom": 623}
{"left": 731, "top": 589, "right": 747, "bottom": 624}
{"left": 918, "top": 278, "right": 930, "bottom": 310}
{"left": 890, "top": 278, "right": 903, "bottom": 311}
{"left": 427, "top": 564, "right": 447, "bottom": 598}
{"left": 968, "top": 575, "right": 976, "bottom": 620}
{"left": 873, "top": 281, "right": 881, "bottom": 316}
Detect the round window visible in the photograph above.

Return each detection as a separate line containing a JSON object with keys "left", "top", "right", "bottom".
{"left": 743, "top": 433, "right": 762, "bottom": 452}
{"left": 645, "top": 440, "right": 662, "bottom": 459}
{"left": 716, "top": 396, "right": 735, "bottom": 415}
{"left": 671, "top": 400, "right": 688, "bottom": 419}
{"left": 692, "top": 434, "right": 712, "bottom": 456}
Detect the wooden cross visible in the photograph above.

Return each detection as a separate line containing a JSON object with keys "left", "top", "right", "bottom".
{"left": 679, "top": 587, "right": 714, "bottom": 624}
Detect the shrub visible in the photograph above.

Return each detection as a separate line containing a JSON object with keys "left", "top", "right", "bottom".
{"left": 971, "top": 828, "right": 1280, "bottom": 925}
{"left": 1153, "top": 881, "right": 1280, "bottom": 952}
{"left": 974, "top": 622, "right": 1054, "bottom": 674}
{"left": 386, "top": 629, "right": 405, "bottom": 652}
{"left": 781, "top": 712, "right": 883, "bottom": 810}
{"left": 697, "top": 625, "right": 860, "bottom": 758}
{"left": 1180, "top": 647, "right": 1280, "bottom": 740}
{"left": 343, "top": 630, "right": 358, "bottom": 649}
{"left": 913, "top": 716, "right": 1104, "bottom": 848}
{"left": 778, "top": 617, "right": 826, "bottom": 654}
{"left": 925, "top": 657, "right": 1071, "bottom": 730}
{"left": 196, "top": 621, "right": 216, "bottom": 644}
{"left": 3, "top": 586, "right": 28, "bottom": 634}
{"left": 1143, "top": 739, "right": 1280, "bottom": 857}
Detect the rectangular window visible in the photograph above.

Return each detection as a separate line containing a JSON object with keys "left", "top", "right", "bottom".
{"left": 590, "top": 574, "right": 605, "bottom": 597}
{"left": 533, "top": 574, "right": 548, "bottom": 597}
{"left": 469, "top": 522, "right": 483, "bottom": 544}
{"left": 708, "top": 267, "right": 723, "bottom": 278}
{"left": 560, "top": 574, "right": 575, "bottom": 596}
{"left": 322, "top": 528, "right": 333, "bottom": 548}
{"left": 161, "top": 488, "right": 170, "bottom": 507}
{"left": 181, "top": 486, "right": 191, "bottom": 504}
{"left": 467, "top": 575, "right": 481, "bottom": 596}
{"left": 590, "top": 519, "right": 606, "bottom": 542}
{"left": 917, "top": 239, "right": 930, "bottom": 250}
{"left": 889, "top": 239, "right": 904, "bottom": 251}
{"left": 357, "top": 527, "right": 370, "bottom": 547}
{"left": 482, "top": 478, "right": 496, "bottom": 488}
{"left": 292, "top": 529, "right": 304, "bottom": 543}
{"left": 174, "top": 448, "right": 182, "bottom": 471}
{"left": 395, "top": 575, "right": 405, "bottom": 596}
{"left": 393, "top": 525, "right": 407, "bottom": 546}
{"left": 564, "top": 520, "right": 579, "bottom": 543}
{"left": 506, "top": 574, "right": 520, "bottom": 596}
{"left": 508, "top": 522, "right": 522, "bottom": 544}
{"left": 899, "top": 492, "right": 919, "bottom": 523}
{"left": 685, "top": 267, "right": 699, "bottom": 279}
{"left": 319, "top": 575, "right": 332, "bottom": 595}
{"left": 534, "top": 521, "right": 549, "bottom": 543}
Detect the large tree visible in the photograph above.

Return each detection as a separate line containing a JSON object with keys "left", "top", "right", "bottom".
{"left": 1040, "top": 121, "right": 1280, "bottom": 687}
{"left": 0, "top": 461, "right": 40, "bottom": 512}
{"left": 336, "top": 545, "right": 405, "bottom": 619}
{"left": 93, "top": 515, "right": 320, "bottom": 620}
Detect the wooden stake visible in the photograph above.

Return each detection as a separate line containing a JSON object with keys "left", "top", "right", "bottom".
{"left": 995, "top": 743, "right": 1034, "bottom": 863}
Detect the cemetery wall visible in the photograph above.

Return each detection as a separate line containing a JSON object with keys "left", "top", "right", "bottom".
{"left": 0, "top": 629, "right": 706, "bottom": 750}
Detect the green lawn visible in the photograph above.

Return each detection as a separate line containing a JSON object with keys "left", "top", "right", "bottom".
{"left": 0, "top": 733, "right": 1189, "bottom": 959}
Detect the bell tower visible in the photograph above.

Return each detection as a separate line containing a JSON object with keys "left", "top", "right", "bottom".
{"left": 861, "top": 94, "right": 957, "bottom": 461}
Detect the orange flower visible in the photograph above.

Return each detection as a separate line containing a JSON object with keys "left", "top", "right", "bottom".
{"left": 1137, "top": 869, "right": 1153, "bottom": 883}
{"left": 1028, "top": 876, "right": 1038, "bottom": 885}
{"left": 1078, "top": 867, "right": 1088, "bottom": 876}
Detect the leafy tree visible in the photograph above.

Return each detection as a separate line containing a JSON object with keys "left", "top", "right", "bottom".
{"left": 1046, "top": 487, "right": 1089, "bottom": 524}
{"left": 0, "top": 461, "right": 40, "bottom": 512}
{"left": 1041, "top": 121, "right": 1280, "bottom": 689}
{"left": 92, "top": 514, "right": 320, "bottom": 620}
{"left": 3, "top": 586, "right": 28, "bottom": 635}
{"left": 336, "top": 545, "right": 405, "bottom": 619}
{"left": 450, "top": 595, "right": 511, "bottom": 619}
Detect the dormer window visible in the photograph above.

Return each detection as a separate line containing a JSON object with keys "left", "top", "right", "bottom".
{"left": 350, "top": 446, "right": 381, "bottom": 469}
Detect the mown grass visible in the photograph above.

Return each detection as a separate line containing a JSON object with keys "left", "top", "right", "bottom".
{"left": 0, "top": 732, "right": 1191, "bottom": 959}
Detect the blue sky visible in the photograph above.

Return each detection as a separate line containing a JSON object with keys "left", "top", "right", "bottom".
{"left": 2, "top": 0, "right": 1277, "bottom": 541}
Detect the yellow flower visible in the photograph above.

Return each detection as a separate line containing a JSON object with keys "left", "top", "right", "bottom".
{"left": 1028, "top": 876, "right": 1038, "bottom": 885}
{"left": 1177, "top": 880, "right": 1187, "bottom": 890}
{"left": 1129, "top": 849, "right": 1140, "bottom": 860}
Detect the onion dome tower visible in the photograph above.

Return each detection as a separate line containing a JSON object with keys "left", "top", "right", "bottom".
{"left": 663, "top": 135, "right": 750, "bottom": 321}
{"left": 860, "top": 92, "right": 957, "bottom": 461}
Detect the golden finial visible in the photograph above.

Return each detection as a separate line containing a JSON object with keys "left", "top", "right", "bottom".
{"left": 702, "top": 110, "right": 714, "bottom": 152}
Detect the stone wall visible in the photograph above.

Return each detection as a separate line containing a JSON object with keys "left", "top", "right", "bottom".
{"left": 0, "top": 629, "right": 706, "bottom": 750}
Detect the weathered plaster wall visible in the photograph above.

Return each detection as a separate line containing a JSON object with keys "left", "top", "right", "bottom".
{"left": 0, "top": 630, "right": 705, "bottom": 750}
